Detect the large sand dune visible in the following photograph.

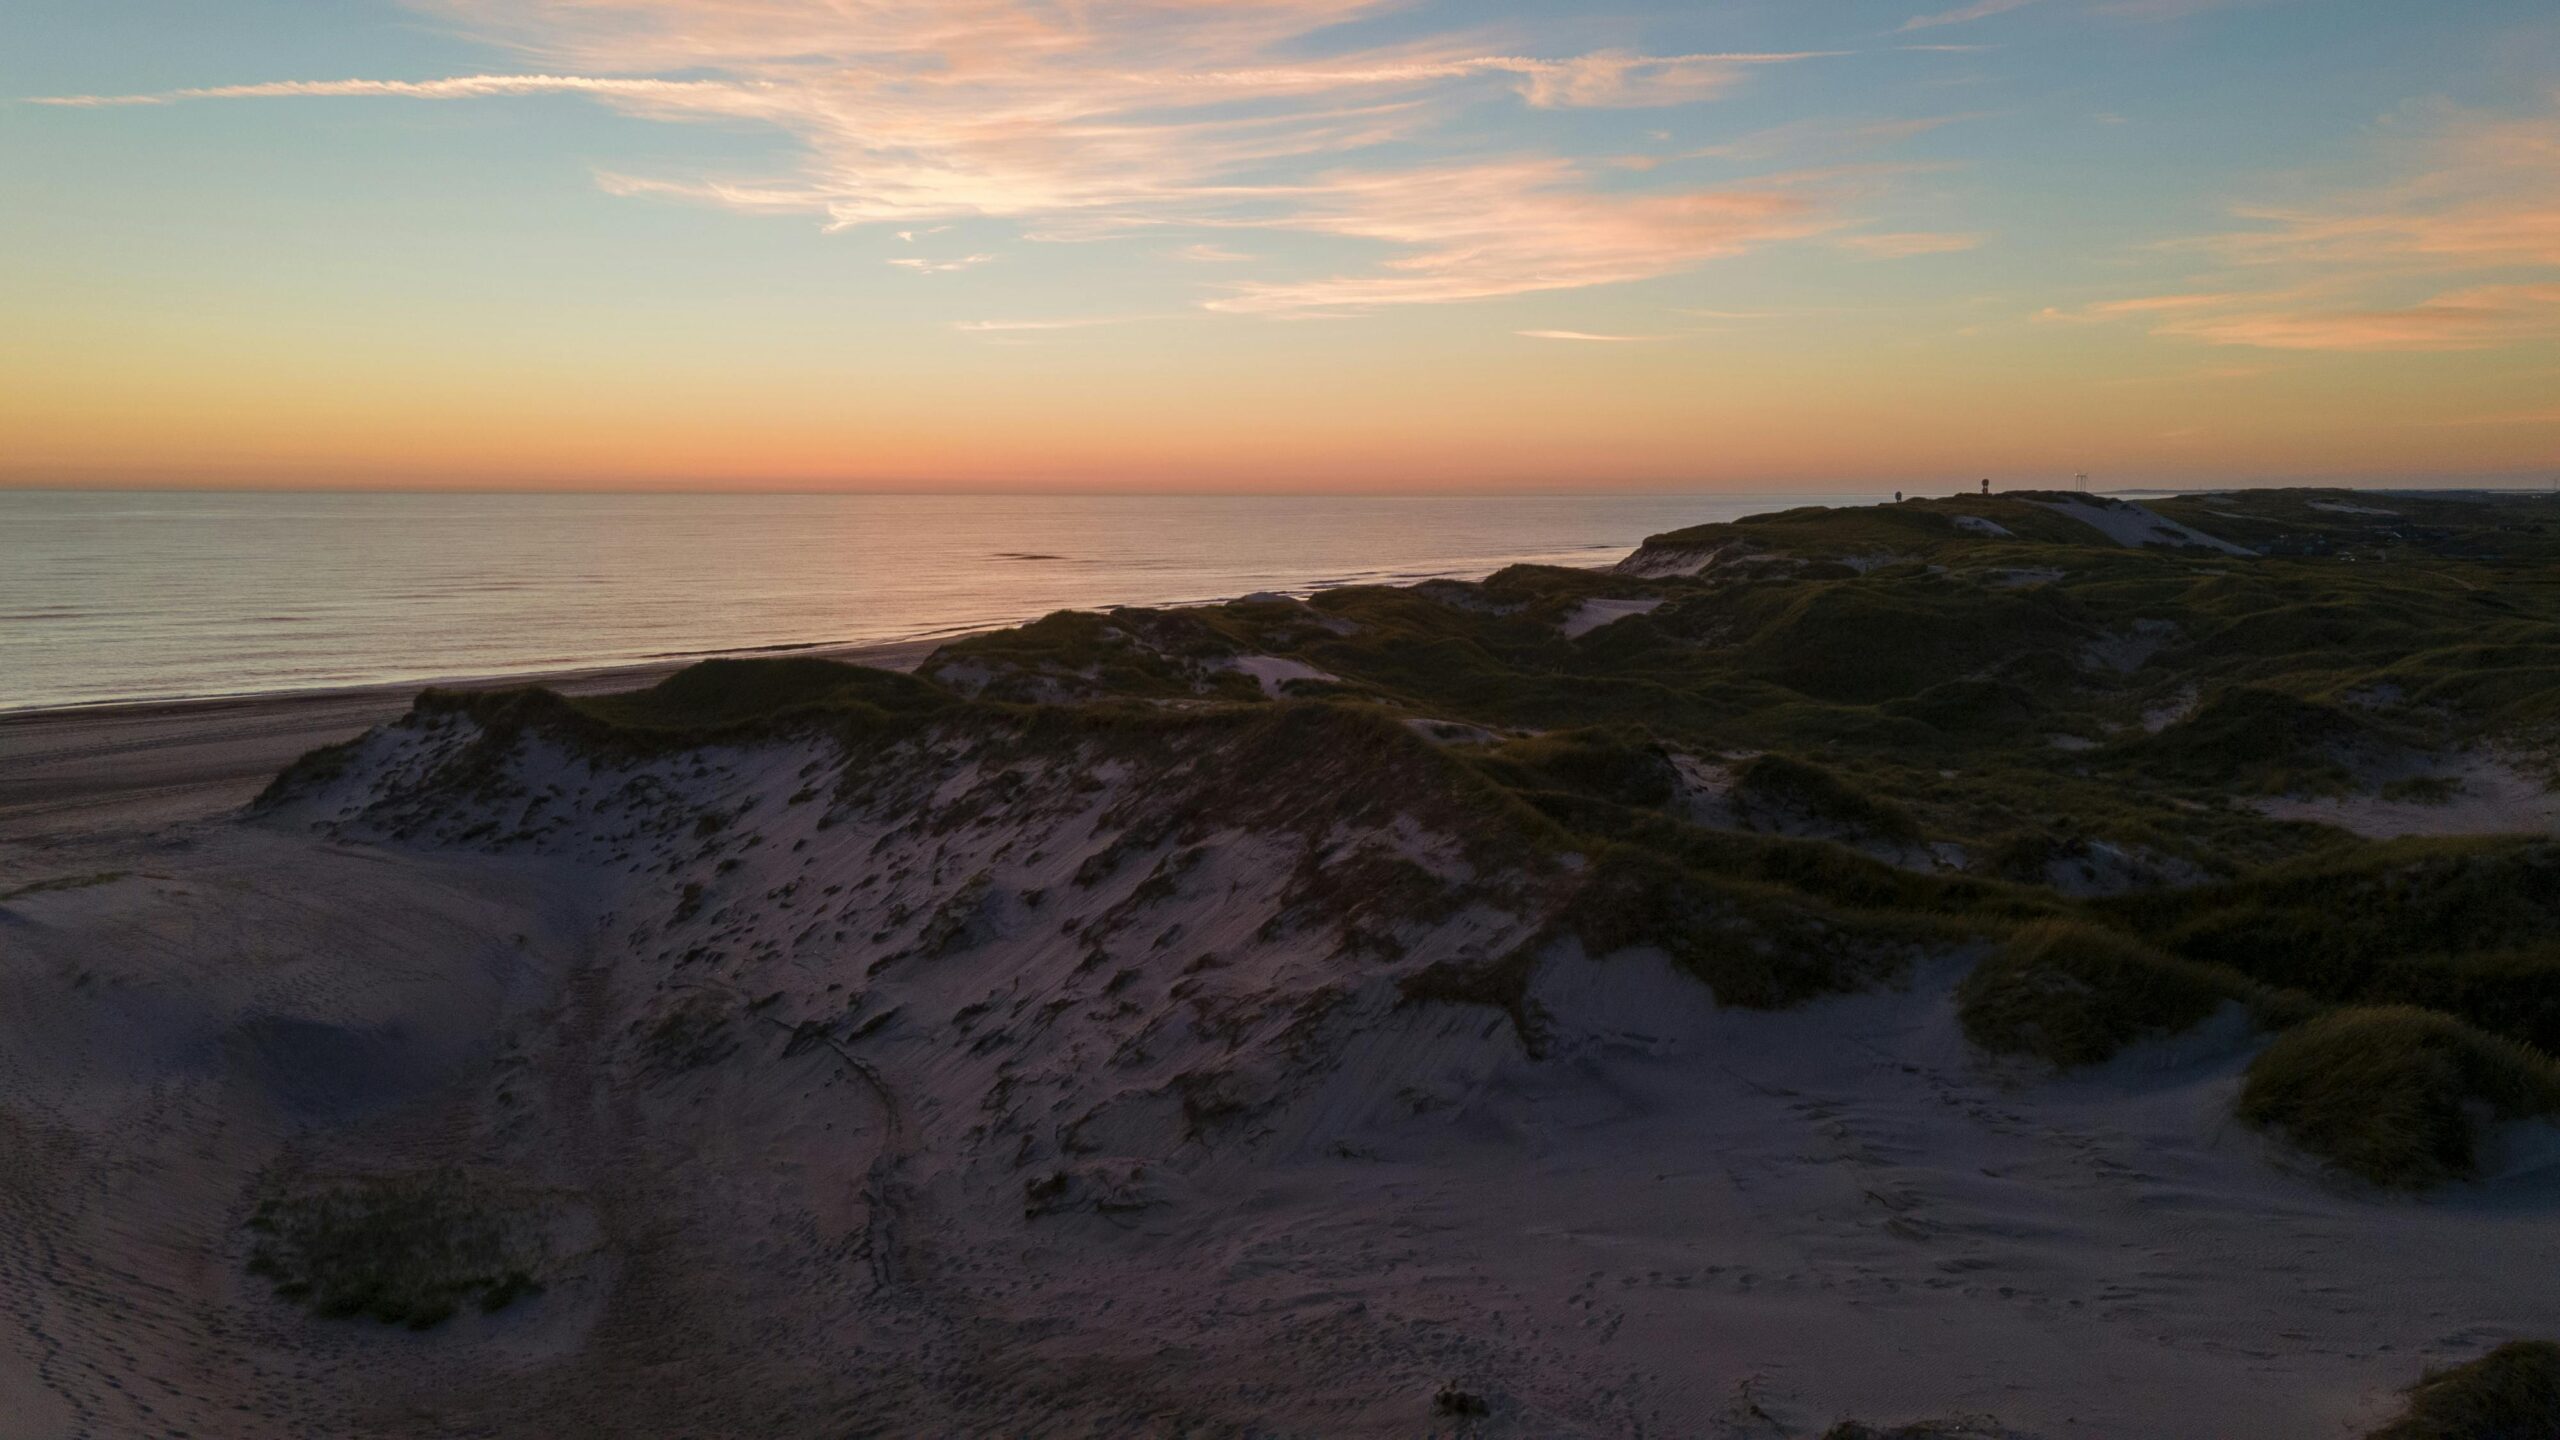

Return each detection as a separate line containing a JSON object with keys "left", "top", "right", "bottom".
{"left": 4, "top": 690, "right": 2556, "bottom": 1437}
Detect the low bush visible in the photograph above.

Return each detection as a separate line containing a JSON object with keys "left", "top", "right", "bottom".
{"left": 1478, "top": 727, "right": 1679, "bottom": 808}
{"left": 2238, "top": 1008, "right": 2560, "bottom": 1188}
{"left": 246, "top": 1169, "right": 545, "bottom": 1328}
{"left": 2365, "top": 1341, "right": 2560, "bottom": 1439}
{"left": 1730, "top": 753, "right": 1923, "bottom": 846}
{"left": 1958, "top": 920, "right": 2264, "bottom": 1069}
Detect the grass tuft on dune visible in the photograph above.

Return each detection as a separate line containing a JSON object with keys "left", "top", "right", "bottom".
{"left": 2366, "top": 1341, "right": 2560, "bottom": 1439}
{"left": 2238, "top": 1008, "right": 2560, "bottom": 1188}
{"left": 1956, "top": 920, "right": 2269, "bottom": 1069}
{"left": 246, "top": 1169, "right": 546, "bottom": 1329}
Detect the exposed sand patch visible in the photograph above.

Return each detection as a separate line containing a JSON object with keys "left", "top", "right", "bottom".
{"left": 2029, "top": 496, "right": 2251, "bottom": 555}
{"left": 2040, "top": 838, "right": 2210, "bottom": 896}
{"left": 1559, "top": 596, "right": 1664, "bottom": 639}
{"left": 1672, "top": 752, "right": 1952, "bottom": 875}
{"left": 2079, "top": 619, "right": 2180, "bottom": 676}
{"left": 2142, "top": 685, "right": 2202, "bottom": 734}
{"left": 2256, "top": 750, "right": 2560, "bottom": 839}
{"left": 1951, "top": 515, "right": 2014, "bottom": 538}
{"left": 1403, "top": 716, "right": 1501, "bottom": 745}
{"left": 1611, "top": 539, "right": 1760, "bottom": 579}
{"left": 1224, "top": 654, "right": 1338, "bottom": 697}
{"left": 1838, "top": 551, "right": 1920, "bottom": 574}
{"left": 1987, "top": 566, "right": 2064, "bottom": 588}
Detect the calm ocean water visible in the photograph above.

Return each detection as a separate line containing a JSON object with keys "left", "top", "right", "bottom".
{"left": 0, "top": 490, "right": 1871, "bottom": 712}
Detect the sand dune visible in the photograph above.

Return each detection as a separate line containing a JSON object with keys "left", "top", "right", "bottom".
{"left": 4, "top": 685, "right": 2554, "bottom": 1437}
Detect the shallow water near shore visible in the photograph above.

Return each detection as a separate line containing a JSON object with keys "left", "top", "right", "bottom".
{"left": 0, "top": 490, "right": 1859, "bottom": 712}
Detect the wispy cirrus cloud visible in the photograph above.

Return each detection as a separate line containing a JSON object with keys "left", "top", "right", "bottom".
{"left": 2051, "top": 95, "right": 2560, "bottom": 352}
{"left": 1899, "top": 0, "right": 2041, "bottom": 34}
{"left": 2149, "top": 284, "right": 2560, "bottom": 352}
{"left": 1896, "top": 0, "right": 2279, "bottom": 33}
{"left": 953, "top": 315, "right": 1154, "bottom": 332}
{"left": 2044, "top": 281, "right": 2560, "bottom": 353}
{"left": 1200, "top": 158, "right": 1839, "bottom": 313}
{"left": 2430, "top": 404, "right": 2560, "bottom": 427}
{"left": 2034, "top": 291, "right": 2251, "bottom": 322}
{"left": 1517, "top": 329, "right": 1662, "bottom": 342}
{"left": 2187, "top": 99, "right": 2560, "bottom": 275}
{"left": 1836, "top": 230, "right": 1985, "bottom": 258}
{"left": 887, "top": 253, "right": 997, "bottom": 274}
{"left": 22, "top": 73, "right": 746, "bottom": 106}
{"left": 29, "top": 0, "right": 1873, "bottom": 315}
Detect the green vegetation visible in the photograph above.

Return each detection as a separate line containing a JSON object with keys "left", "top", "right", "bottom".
{"left": 638, "top": 991, "right": 740, "bottom": 1072}
{"left": 2110, "top": 840, "right": 2560, "bottom": 1052}
{"left": 1476, "top": 727, "right": 1679, "bottom": 808}
{"left": 569, "top": 656, "right": 952, "bottom": 731}
{"left": 2237, "top": 1008, "right": 2560, "bottom": 1188}
{"left": 1958, "top": 920, "right": 2274, "bottom": 1069}
{"left": 246, "top": 1169, "right": 546, "bottom": 1328}
{"left": 1729, "top": 753, "right": 1923, "bottom": 845}
{"left": 0, "top": 870, "right": 127, "bottom": 902}
{"left": 2127, "top": 685, "right": 2379, "bottom": 793}
{"left": 2366, "top": 1341, "right": 2560, "bottom": 1439}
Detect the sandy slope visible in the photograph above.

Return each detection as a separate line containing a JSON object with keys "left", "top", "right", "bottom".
{"left": 4, "top": 698, "right": 2557, "bottom": 1439}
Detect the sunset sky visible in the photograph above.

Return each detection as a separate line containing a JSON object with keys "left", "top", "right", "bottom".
{"left": 4, "top": 0, "right": 2555, "bottom": 491}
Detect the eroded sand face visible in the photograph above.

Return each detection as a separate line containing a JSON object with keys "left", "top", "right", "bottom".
{"left": 5, "top": 714, "right": 2560, "bottom": 1438}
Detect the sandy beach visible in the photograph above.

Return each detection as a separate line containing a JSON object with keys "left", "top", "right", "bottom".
{"left": 0, "top": 637, "right": 945, "bottom": 839}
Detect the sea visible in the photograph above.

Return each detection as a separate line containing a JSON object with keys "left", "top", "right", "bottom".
{"left": 0, "top": 489, "right": 1876, "bottom": 713}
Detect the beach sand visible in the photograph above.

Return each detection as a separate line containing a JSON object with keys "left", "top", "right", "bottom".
{"left": 0, "top": 637, "right": 943, "bottom": 839}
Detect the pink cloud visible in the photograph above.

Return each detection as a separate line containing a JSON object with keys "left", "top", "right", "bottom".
{"left": 1517, "top": 329, "right": 1662, "bottom": 342}
{"left": 2065, "top": 96, "right": 2560, "bottom": 353}
{"left": 1835, "top": 230, "right": 1985, "bottom": 258}
{"left": 34, "top": 0, "right": 1856, "bottom": 314}
{"left": 1200, "top": 159, "right": 1836, "bottom": 312}
{"left": 1899, "top": 0, "right": 2040, "bottom": 33}
{"left": 2150, "top": 284, "right": 2560, "bottom": 352}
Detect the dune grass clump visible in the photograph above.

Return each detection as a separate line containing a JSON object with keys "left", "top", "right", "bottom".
{"left": 569, "top": 656, "right": 952, "bottom": 732}
{"left": 246, "top": 1169, "right": 544, "bottom": 1329}
{"left": 638, "top": 991, "right": 740, "bottom": 1072}
{"left": 1558, "top": 848, "right": 1938, "bottom": 1008}
{"left": 1958, "top": 920, "right": 2263, "bottom": 1069}
{"left": 2237, "top": 1008, "right": 2560, "bottom": 1188}
{"left": 1730, "top": 753, "right": 1923, "bottom": 846}
{"left": 1477, "top": 727, "right": 1679, "bottom": 808}
{"left": 2366, "top": 1341, "right": 2560, "bottom": 1439}
{"left": 2121, "top": 839, "right": 2560, "bottom": 1051}
{"left": 2130, "top": 685, "right": 2373, "bottom": 793}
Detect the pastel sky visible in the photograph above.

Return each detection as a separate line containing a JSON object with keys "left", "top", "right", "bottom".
{"left": 3, "top": 0, "right": 2555, "bottom": 491}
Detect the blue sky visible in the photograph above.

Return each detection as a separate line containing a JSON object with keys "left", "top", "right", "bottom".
{"left": 4, "top": 0, "right": 2554, "bottom": 488}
